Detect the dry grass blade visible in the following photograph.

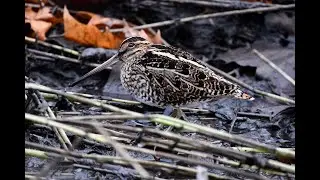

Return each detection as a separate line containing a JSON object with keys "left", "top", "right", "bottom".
{"left": 164, "top": 0, "right": 274, "bottom": 8}
{"left": 252, "top": 49, "right": 295, "bottom": 86}
{"left": 92, "top": 122, "right": 151, "bottom": 178}
{"left": 24, "top": 115, "right": 269, "bottom": 180}
{"left": 56, "top": 117, "right": 294, "bottom": 175}
{"left": 26, "top": 48, "right": 108, "bottom": 69}
{"left": 110, "top": 4, "right": 295, "bottom": 32}
{"left": 25, "top": 145, "right": 234, "bottom": 179}
{"left": 25, "top": 36, "right": 80, "bottom": 56}
{"left": 25, "top": 82, "right": 295, "bottom": 160}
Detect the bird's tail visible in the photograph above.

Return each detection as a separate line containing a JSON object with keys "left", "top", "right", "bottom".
{"left": 234, "top": 89, "right": 255, "bottom": 101}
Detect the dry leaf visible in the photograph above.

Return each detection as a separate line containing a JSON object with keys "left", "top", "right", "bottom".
{"left": 25, "top": 7, "right": 37, "bottom": 19}
{"left": 88, "top": 15, "right": 124, "bottom": 28}
{"left": 151, "top": 30, "right": 163, "bottom": 44}
{"left": 29, "top": 20, "right": 52, "bottom": 40}
{"left": 25, "top": 7, "right": 53, "bottom": 40}
{"left": 122, "top": 20, "right": 163, "bottom": 44}
{"left": 35, "top": 7, "right": 61, "bottom": 24}
{"left": 137, "top": 30, "right": 153, "bottom": 41}
{"left": 122, "top": 20, "right": 140, "bottom": 37}
{"left": 77, "top": 11, "right": 128, "bottom": 29}
{"left": 63, "top": 6, "right": 124, "bottom": 49}
{"left": 75, "top": 11, "right": 97, "bottom": 22}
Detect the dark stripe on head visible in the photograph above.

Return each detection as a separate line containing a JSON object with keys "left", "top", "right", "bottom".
{"left": 120, "top": 37, "right": 147, "bottom": 47}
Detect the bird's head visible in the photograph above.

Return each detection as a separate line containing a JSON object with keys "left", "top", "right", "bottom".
{"left": 118, "top": 36, "right": 151, "bottom": 62}
{"left": 69, "top": 37, "right": 152, "bottom": 87}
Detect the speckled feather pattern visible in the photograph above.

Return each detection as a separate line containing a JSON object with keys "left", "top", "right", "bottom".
{"left": 119, "top": 39, "right": 243, "bottom": 108}
{"left": 71, "top": 37, "right": 253, "bottom": 107}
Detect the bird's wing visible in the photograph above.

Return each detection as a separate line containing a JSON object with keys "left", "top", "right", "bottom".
{"left": 137, "top": 46, "right": 239, "bottom": 98}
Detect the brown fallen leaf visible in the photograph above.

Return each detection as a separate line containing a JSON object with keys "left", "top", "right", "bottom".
{"left": 123, "top": 20, "right": 163, "bottom": 44}
{"left": 35, "top": 7, "right": 61, "bottom": 24}
{"left": 76, "top": 11, "right": 130, "bottom": 30}
{"left": 150, "top": 30, "right": 163, "bottom": 44}
{"left": 25, "top": 7, "right": 37, "bottom": 20}
{"left": 63, "top": 6, "right": 124, "bottom": 49}
{"left": 25, "top": 7, "right": 53, "bottom": 40}
{"left": 88, "top": 15, "right": 125, "bottom": 29}
{"left": 26, "top": 19, "right": 52, "bottom": 40}
{"left": 75, "top": 11, "right": 97, "bottom": 23}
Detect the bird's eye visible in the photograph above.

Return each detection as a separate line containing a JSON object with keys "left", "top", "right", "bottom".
{"left": 128, "top": 43, "right": 134, "bottom": 48}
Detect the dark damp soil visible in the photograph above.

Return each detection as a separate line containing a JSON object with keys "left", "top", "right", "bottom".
{"left": 25, "top": 1, "right": 295, "bottom": 179}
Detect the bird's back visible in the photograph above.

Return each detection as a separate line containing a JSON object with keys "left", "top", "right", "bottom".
{"left": 120, "top": 44, "right": 242, "bottom": 108}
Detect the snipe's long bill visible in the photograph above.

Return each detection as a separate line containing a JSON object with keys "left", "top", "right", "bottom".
{"left": 69, "top": 54, "right": 118, "bottom": 87}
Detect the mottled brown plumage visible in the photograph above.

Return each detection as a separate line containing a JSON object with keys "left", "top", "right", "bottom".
{"left": 70, "top": 36, "right": 254, "bottom": 108}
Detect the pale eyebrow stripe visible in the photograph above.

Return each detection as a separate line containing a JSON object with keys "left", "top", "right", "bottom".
{"left": 150, "top": 51, "right": 205, "bottom": 68}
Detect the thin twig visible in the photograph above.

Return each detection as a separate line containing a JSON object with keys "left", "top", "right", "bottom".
{"left": 110, "top": 4, "right": 295, "bottom": 33}
{"left": 26, "top": 147, "right": 233, "bottom": 179}
{"left": 27, "top": 112, "right": 295, "bottom": 174}
{"left": 25, "top": 36, "right": 80, "bottom": 56}
{"left": 92, "top": 122, "right": 151, "bottom": 179}
{"left": 29, "top": 90, "right": 70, "bottom": 151}
{"left": 40, "top": 91, "right": 141, "bottom": 105}
{"left": 61, "top": 114, "right": 149, "bottom": 121}
{"left": 163, "top": 0, "right": 274, "bottom": 9}
{"left": 25, "top": 139, "right": 267, "bottom": 180}
{"left": 29, "top": 55, "right": 55, "bottom": 62}
{"left": 135, "top": 17, "right": 171, "bottom": 46}
{"left": 229, "top": 117, "right": 238, "bottom": 133}
{"left": 26, "top": 48, "right": 111, "bottom": 69}
{"left": 25, "top": 82, "right": 295, "bottom": 160}
{"left": 47, "top": 107, "right": 72, "bottom": 149}
{"left": 237, "top": 112, "right": 272, "bottom": 119}
{"left": 72, "top": 164, "right": 138, "bottom": 179}
{"left": 232, "top": 147, "right": 295, "bottom": 154}
{"left": 252, "top": 49, "right": 295, "bottom": 86}
{"left": 59, "top": 119, "right": 254, "bottom": 162}
{"left": 25, "top": 175, "right": 52, "bottom": 180}
{"left": 26, "top": 116, "right": 270, "bottom": 180}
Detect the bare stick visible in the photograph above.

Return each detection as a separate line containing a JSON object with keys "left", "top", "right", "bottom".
{"left": 252, "top": 49, "right": 295, "bottom": 86}
{"left": 164, "top": 0, "right": 273, "bottom": 9}
{"left": 110, "top": 4, "right": 295, "bottom": 33}
{"left": 41, "top": 91, "right": 141, "bottom": 105}
{"left": 24, "top": 128, "right": 268, "bottom": 180}
{"left": 47, "top": 108, "right": 72, "bottom": 149}
{"left": 26, "top": 147, "right": 233, "bottom": 179}
{"left": 25, "top": 83, "right": 295, "bottom": 159}
{"left": 237, "top": 112, "right": 271, "bottom": 119}
{"left": 26, "top": 48, "right": 111, "bottom": 70}
{"left": 28, "top": 113, "right": 296, "bottom": 175}
{"left": 92, "top": 123, "right": 151, "bottom": 179}
{"left": 25, "top": 36, "right": 79, "bottom": 56}
{"left": 28, "top": 90, "right": 69, "bottom": 150}
{"left": 135, "top": 17, "right": 171, "bottom": 46}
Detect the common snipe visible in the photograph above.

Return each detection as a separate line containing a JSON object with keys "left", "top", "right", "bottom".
{"left": 70, "top": 37, "right": 254, "bottom": 114}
